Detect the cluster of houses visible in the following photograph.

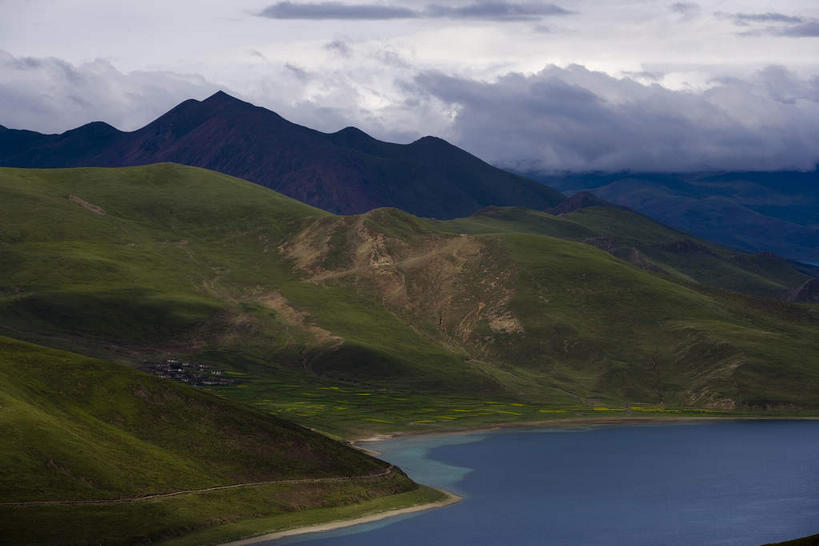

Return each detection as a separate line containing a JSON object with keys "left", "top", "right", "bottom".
{"left": 141, "top": 359, "right": 237, "bottom": 387}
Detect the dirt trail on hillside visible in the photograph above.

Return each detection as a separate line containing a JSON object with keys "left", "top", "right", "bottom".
{"left": 0, "top": 465, "right": 396, "bottom": 507}
{"left": 256, "top": 291, "right": 343, "bottom": 348}
{"left": 68, "top": 194, "right": 106, "bottom": 215}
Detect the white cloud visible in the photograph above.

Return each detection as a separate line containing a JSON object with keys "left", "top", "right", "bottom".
{"left": 0, "top": 51, "right": 221, "bottom": 132}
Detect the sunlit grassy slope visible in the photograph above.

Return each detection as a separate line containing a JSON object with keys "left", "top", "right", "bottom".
{"left": 0, "top": 336, "right": 419, "bottom": 545}
{"left": 1, "top": 164, "right": 818, "bottom": 438}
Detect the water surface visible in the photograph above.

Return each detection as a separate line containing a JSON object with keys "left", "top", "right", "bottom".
{"left": 276, "top": 421, "right": 819, "bottom": 545}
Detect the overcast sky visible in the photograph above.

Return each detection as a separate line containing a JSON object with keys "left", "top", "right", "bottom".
{"left": 2, "top": 0, "right": 818, "bottom": 172}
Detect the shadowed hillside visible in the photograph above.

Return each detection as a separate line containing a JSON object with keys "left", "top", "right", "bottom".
{"left": 530, "top": 171, "right": 819, "bottom": 263}
{"left": 0, "top": 336, "right": 427, "bottom": 545}
{"left": 0, "top": 92, "right": 565, "bottom": 218}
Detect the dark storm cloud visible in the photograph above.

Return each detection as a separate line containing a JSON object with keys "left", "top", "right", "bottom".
{"left": 259, "top": 1, "right": 570, "bottom": 21}
{"left": 776, "top": 21, "right": 819, "bottom": 37}
{"left": 324, "top": 40, "right": 351, "bottom": 57}
{"left": 425, "top": 3, "right": 570, "bottom": 20}
{"left": 732, "top": 12, "right": 804, "bottom": 25}
{"left": 670, "top": 3, "right": 700, "bottom": 16}
{"left": 721, "top": 11, "right": 819, "bottom": 38}
{"left": 412, "top": 64, "right": 819, "bottom": 172}
{"left": 259, "top": 2, "right": 416, "bottom": 19}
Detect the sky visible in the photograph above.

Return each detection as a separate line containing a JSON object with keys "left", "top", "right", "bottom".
{"left": 1, "top": 0, "right": 818, "bottom": 172}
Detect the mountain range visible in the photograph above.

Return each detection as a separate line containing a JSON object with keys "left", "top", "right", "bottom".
{"left": 0, "top": 91, "right": 564, "bottom": 218}
{"left": 5, "top": 91, "right": 817, "bottom": 268}
{"left": 531, "top": 171, "right": 819, "bottom": 264}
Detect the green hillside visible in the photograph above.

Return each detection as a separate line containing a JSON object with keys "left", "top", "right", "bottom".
{"left": 0, "top": 164, "right": 492, "bottom": 396}
{"left": 0, "top": 336, "right": 433, "bottom": 545}
{"left": 1, "top": 163, "right": 818, "bottom": 444}
{"left": 439, "top": 206, "right": 814, "bottom": 299}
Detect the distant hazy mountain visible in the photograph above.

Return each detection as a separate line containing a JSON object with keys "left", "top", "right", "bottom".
{"left": 528, "top": 171, "right": 819, "bottom": 263}
{"left": 0, "top": 91, "right": 564, "bottom": 218}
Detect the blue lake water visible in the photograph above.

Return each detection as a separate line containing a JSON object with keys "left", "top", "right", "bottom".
{"left": 274, "top": 421, "right": 819, "bottom": 545}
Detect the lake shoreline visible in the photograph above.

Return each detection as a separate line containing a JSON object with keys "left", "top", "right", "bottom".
{"left": 219, "top": 489, "right": 461, "bottom": 546}
{"left": 353, "top": 415, "right": 819, "bottom": 446}
{"left": 220, "top": 416, "right": 818, "bottom": 545}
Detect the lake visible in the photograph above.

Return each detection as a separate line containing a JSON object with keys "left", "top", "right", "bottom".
{"left": 273, "top": 421, "right": 819, "bottom": 545}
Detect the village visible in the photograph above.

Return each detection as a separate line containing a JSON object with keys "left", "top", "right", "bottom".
{"left": 140, "top": 359, "right": 238, "bottom": 387}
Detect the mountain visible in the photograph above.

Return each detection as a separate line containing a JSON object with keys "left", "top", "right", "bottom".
{"left": 0, "top": 336, "right": 432, "bottom": 545}
{"left": 528, "top": 171, "right": 819, "bottom": 263}
{"left": 0, "top": 91, "right": 565, "bottom": 218}
{"left": 1, "top": 163, "right": 817, "bottom": 435}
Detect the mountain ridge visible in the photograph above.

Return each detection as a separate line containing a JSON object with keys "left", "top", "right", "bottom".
{"left": 0, "top": 91, "right": 565, "bottom": 218}
{"left": 529, "top": 170, "right": 819, "bottom": 263}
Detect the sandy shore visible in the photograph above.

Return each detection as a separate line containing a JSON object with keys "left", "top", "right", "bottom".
{"left": 221, "top": 489, "right": 461, "bottom": 545}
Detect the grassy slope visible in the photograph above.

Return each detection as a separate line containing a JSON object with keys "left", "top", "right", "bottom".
{"left": 0, "top": 336, "right": 422, "bottom": 545}
{"left": 1, "top": 164, "right": 818, "bottom": 440}
{"left": 277, "top": 205, "right": 819, "bottom": 409}
{"left": 439, "top": 206, "right": 813, "bottom": 298}
{"left": 496, "top": 232, "right": 819, "bottom": 407}
{"left": 0, "top": 164, "right": 488, "bottom": 394}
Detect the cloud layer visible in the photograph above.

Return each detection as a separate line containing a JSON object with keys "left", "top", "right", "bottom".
{"left": 259, "top": 1, "right": 569, "bottom": 21}
{"left": 723, "top": 10, "right": 819, "bottom": 37}
{"left": 413, "top": 65, "right": 819, "bottom": 172}
{"left": 0, "top": 51, "right": 219, "bottom": 133}
{"left": 3, "top": 1, "right": 819, "bottom": 172}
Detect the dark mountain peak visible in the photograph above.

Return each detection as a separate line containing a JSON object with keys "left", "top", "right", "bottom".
{"left": 206, "top": 89, "right": 231, "bottom": 99}
{"left": 410, "top": 135, "right": 450, "bottom": 148}
{"left": 334, "top": 126, "right": 369, "bottom": 138}
{"left": 0, "top": 93, "right": 566, "bottom": 218}
{"left": 201, "top": 90, "right": 247, "bottom": 107}
{"left": 153, "top": 92, "right": 257, "bottom": 125}
{"left": 331, "top": 126, "right": 376, "bottom": 143}
{"left": 63, "top": 121, "right": 118, "bottom": 136}
{"left": 0, "top": 124, "right": 6, "bottom": 131}
{"left": 135, "top": 91, "right": 285, "bottom": 143}
{"left": 548, "top": 191, "right": 608, "bottom": 215}
{"left": 328, "top": 126, "right": 391, "bottom": 155}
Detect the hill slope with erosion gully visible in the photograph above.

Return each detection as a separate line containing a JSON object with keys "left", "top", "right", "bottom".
{"left": 277, "top": 207, "right": 819, "bottom": 416}
{"left": 0, "top": 164, "right": 817, "bottom": 443}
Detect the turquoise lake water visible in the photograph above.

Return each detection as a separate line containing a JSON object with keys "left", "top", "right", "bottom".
{"left": 272, "top": 421, "right": 819, "bottom": 545}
